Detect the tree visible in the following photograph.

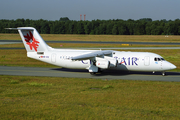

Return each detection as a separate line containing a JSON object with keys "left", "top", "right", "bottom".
{"left": 1, "top": 18, "right": 180, "bottom": 35}
{"left": 178, "top": 26, "right": 180, "bottom": 35}
{"left": 41, "top": 21, "right": 50, "bottom": 34}
{"left": 68, "top": 22, "right": 75, "bottom": 34}
{"left": 117, "top": 21, "right": 128, "bottom": 35}
{"left": 145, "top": 22, "right": 152, "bottom": 35}
{"left": 134, "top": 21, "right": 146, "bottom": 35}
{"left": 59, "top": 17, "right": 70, "bottom": 22}
{"left": 98, "top": 22, "right": 106, "bottom": 34}
{"left": 77, "top": 22, "right": 84, "bottom": 34}
{"left": 106, "top": 22, "right": 113, "bottom": 34}
{"left": 139, "top": 18, "right": 152, "bottom": 22}
{"left": 112, "top": 25, "right": 118, "bottom": 35}
{"left": 127, "top": 19, "right": 135, "bottom": 35}
{"left": 84, "top": 21, "right": 92, "bottom": 34}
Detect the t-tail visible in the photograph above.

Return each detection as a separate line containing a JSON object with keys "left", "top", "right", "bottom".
{"left": 6, "top": 27, "right": 51, "bottom": 52}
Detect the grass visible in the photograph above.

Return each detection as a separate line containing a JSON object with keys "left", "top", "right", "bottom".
{"left": 28, "top": 82, "right": 52, "bottom": 86}
{"left": 0, "top": 49, "right": 57, "bottom": 68}
{"left": 0, "top": 42, "right": 180, "bottom": 48}
{"left": 1, "top": 33, "right": 180, "bottom": 42}
{"left": 0, "top": 75, "right": 180, "bottom": 119}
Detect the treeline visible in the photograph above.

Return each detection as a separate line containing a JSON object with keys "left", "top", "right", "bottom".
{"left": 1, "top": 18, "right": 180, "bottom": 35}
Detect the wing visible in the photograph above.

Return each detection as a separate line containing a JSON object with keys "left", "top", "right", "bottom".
{"left": 71, "top": 50, "right": 113, "bottom": 60}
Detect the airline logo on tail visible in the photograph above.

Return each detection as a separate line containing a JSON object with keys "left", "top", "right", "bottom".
{"left": 24, "top": 31, "right": 39, "bottom": 51}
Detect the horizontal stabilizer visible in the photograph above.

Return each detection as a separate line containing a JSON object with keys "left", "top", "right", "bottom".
{"left": 5, "top": 27, "right": 35, "bottom": 30}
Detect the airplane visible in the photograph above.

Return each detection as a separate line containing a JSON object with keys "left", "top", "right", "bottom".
{"left": 6, "top": 27, "right": 176, "bottom": 76}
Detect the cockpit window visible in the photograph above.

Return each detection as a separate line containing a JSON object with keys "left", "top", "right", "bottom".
{"left": 161, "top": 58, "right": 165, "bottom": 61}
{"left": 154, "top": 57, "right": 165, "bottom": 61}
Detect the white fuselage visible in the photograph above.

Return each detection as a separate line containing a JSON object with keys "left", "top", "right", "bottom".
{"left": 27, "top": 49, "right": 176, "bottom": 72}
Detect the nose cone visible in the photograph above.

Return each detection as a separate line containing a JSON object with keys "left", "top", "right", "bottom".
{"left": 170, "top": 63, "right": 177, "bottom": 70}
{"left": 162, "top": 61, "right": 177, "bottom": 71}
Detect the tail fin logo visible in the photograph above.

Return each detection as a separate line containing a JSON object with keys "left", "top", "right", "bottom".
{"left": 24, "top": 31, "right": 39, "bottom": 51}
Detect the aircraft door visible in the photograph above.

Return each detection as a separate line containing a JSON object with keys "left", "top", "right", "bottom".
{"left": 144, "top": 56, "right": 150, "bottom": 66}
{"left": 51, "top": 53, "right": 56, "bottom": 63}
{"left": 160, "top": 59, "right": 163, "bottom": 70}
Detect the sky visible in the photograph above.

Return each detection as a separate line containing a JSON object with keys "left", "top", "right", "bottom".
{"left": 0, "top": 0, "right": 180, "bottom": 21}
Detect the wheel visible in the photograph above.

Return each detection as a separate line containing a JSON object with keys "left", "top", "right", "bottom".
{"left": 162, "top": 72, "right": 166, "bottom": 76}
{"left": 98, "top": 68, "right": 102, "bottom": 73}
{"left": 90, "top": 72, "right": 96, "bottom": 75}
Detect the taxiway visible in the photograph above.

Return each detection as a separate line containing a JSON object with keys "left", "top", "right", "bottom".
{"left": 0, "top": 66, "right": 180, "bottom": 82}
{"left": 1, "top": 40, "right": 180, "bottom": 45}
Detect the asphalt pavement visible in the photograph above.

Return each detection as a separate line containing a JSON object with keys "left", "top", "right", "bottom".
{"left": 0, "top": 66, "right": 180, "bottom": 82}
{"left": 1, "top": 40, "right": 180, "bottom": 45}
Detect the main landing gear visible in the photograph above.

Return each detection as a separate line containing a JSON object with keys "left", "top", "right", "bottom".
{"left": 90, "top": 72, "right": 97, "bottom": 75}
{"left": 90, "top": 68, "right": 102, "bottom": 75}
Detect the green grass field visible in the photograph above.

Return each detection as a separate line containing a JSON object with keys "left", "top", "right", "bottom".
{"left": 1, "top": 33, "right": 180, "bottom": 42}
{"left": 1, "top": 75, "right": 180, "bottom": 120}
{"left": 0, "top": 34, "right": 180, "bottom": 119}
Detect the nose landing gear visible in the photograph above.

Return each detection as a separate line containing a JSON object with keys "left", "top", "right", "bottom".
{"left": 162, "top": 72, "right": 166, "bottom": 76}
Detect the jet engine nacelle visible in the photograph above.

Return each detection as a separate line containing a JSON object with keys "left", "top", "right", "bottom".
{"left": 108, "top": 59, "right": 118, "bottom": 67}
{"left": 104, "top": 56, "right": 118, "bottom": 68}
{"left": 96, "top": 60, "right": 110, "bottom": 69}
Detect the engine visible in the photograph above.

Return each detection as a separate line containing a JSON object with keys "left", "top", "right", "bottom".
{"left": 96, "top": 60, "right": 110, "bottom": 69}
{"left": 108, "top": 59, "right": 118, "bottom": 67}
{"left": 103, "top": 56, "right": 118, "bottom": 68}
{"left": 95, "top": 57, "right": 118, "bottom": 69}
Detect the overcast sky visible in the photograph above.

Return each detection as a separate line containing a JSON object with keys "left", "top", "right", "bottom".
{"left": 0, "top": 0, "right": 180, "bottom": 21}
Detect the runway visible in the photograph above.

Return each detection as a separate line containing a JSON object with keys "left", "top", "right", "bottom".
{"left": 1, "top": 47, "right": 180, "bottom": 50}
{"left": 0, "top": 66, "right": 180, "bottom": 82}
{"left": 1, "top": 41, "right": 180, "bottom": 50}
{"left": 1, "top": 40, "right": 180, "bottom": 50}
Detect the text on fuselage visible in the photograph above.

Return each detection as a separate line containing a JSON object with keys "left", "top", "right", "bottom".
{"left": 114, "top": 57, "right": 138, "bottom": 66}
